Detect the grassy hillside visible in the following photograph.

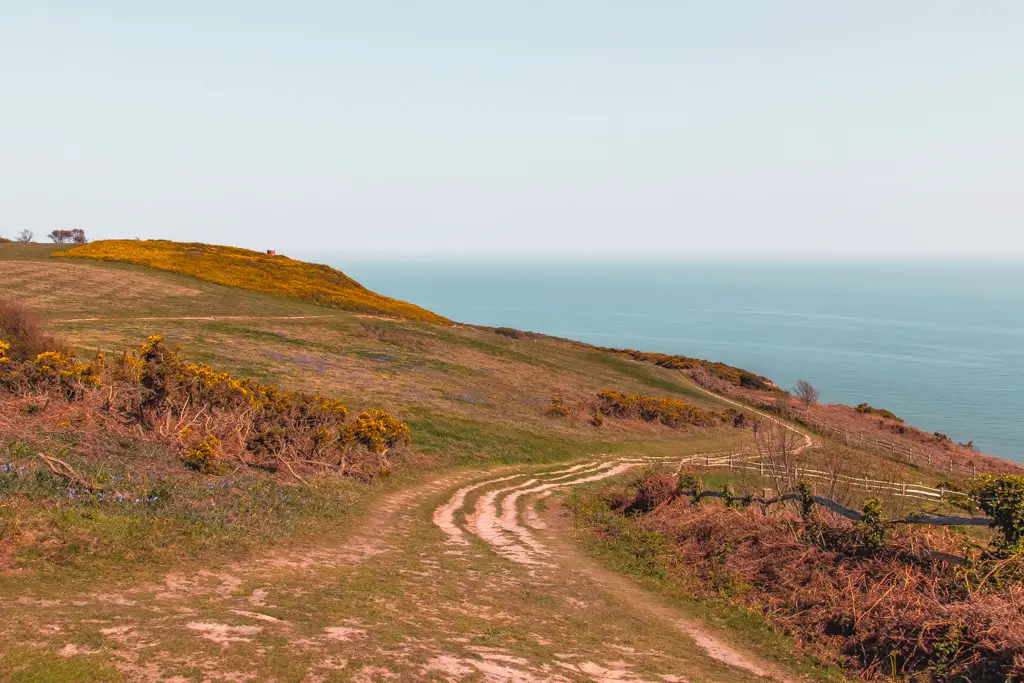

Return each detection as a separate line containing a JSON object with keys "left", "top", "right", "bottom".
{"left": 54, "top": 240, "right": 451, "bottom": 324}
{"left": 3, "top": 242, "right": 1022, "bottom": 682}
{"left": 1, "top": 242, "right": 750, "bottom": 571}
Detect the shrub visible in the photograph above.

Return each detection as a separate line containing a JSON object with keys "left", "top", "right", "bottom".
{"left": 493, "top": 327, "right": 537, "bottom": 340}
{"left": 856, "top": 403, "right": 903, "bottom": 422}
{"left": 739, "top": 373, "right": 769, "bottom": 390}
{"left": 0, "top": 299, "right": 63, "bottom": 361}
{"left": 181, "top": 434, "right": 224, "bottom": 475}
{"left": 795, "top": 480, "right": 815, "bottom": 520}
{"left": 0, "top": 324, "right": 411, "bottom": 480}
{"left": 858, "top": 498, "right": 888, "bottom": 551}
{"left": 590, "top": 346, "right": 775, "bottom": 389}
{"left": 597, "top": 390, "right": 728, "bottom": 428}
{"left": 677, "top": 473, "right": 704, "bottom": 503}
{"left": 340, "top": 410, "right": 411, "bottom": 456}
{"left": 971, "top": 475, "right": 1024, "bottom": 557}
{"left": 545, "top": 397, "right": 570, "bottom": 417}
{"left": 722, "top": 483, "right": 739, "bottom": 508}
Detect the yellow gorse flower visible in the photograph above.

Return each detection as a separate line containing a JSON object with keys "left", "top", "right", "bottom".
{"left": 55, "top": 239, "right": 450, "bottom": 324}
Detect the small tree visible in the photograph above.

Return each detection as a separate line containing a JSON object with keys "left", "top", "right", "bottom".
{"left": 48, "top": 229, "right": 87, "bottom": 244}
{"left": 794, "top": 379, "right": 819, "bottom": 406}
{"left": 753, "top": 418, "right": 804, "bottom": 494}
{"left": 858, "top": 498, "right": 888, "bottom": 551}
{"left": 16, "top": 229, "right": 34, "bottom": 243}
{"left": 971, "top": 475, "right": 1024, "bottom": 557}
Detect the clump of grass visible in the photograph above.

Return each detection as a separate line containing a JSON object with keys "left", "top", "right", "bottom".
{"left": 54, "top": 239, "right": 450, "bottom": 324}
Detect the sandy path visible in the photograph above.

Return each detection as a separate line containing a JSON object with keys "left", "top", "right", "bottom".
{"left": 687, "top": 381, "right": 814, "bottom": 453}
{"left": 434, "top": 455, "right": 795, "bottom": 681}
{"left": 9, "top": 457, "right": 798, "bottom": 682}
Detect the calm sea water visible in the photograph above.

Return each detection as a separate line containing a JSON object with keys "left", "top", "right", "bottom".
{"left": 308, "top": 258, "right": 1024, "bottom": 463}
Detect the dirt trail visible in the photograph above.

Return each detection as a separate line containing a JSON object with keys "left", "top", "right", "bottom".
{"left": 436, "top": 456, "right": 796, "bottom": 681}
{"left": 687, "top": 381, "right": 814, "bottom": 453}
{"left": 7, "top": 458, "right": 801, "bottom": 682}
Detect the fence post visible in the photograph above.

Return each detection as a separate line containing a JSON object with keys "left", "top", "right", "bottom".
{"left": 759, "top": 461, "right": 764, "bottom": 476}
{"left": 901, "top": 481, "right": 907, "bottom": 497}
{"left": 706, "top": 453, "right": 710, "bottom": 467}
{"left": 972, "top": 463, "right": 976, "bottom": 478}
{"left": 939, "top": 487, "right": 944, "bottom": 502}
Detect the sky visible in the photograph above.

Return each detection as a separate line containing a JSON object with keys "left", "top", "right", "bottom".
{"left": 2, "top": 2, "right": 1022, "bottom": 258}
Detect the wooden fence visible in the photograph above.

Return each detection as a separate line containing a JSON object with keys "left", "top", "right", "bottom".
{"left": 805, "top": 418, "right": 985, "bottom": 477}
{"left": 676, "top": 454, "right": 972, "bottom": 503}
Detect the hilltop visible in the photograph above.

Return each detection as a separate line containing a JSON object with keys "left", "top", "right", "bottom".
{"left": 54, "top": 239, "right": 451, "bottom": 324}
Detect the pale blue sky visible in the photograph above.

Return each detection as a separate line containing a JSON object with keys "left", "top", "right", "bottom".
{"left": 2, "top": 2, "right": 1022, "bottom": 256}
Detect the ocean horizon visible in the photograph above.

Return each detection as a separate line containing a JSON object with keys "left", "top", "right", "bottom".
{"left": 298, "top": 255, "right": 1024, "bottom": 463}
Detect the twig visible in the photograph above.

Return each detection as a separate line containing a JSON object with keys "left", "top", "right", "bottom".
{"left": 283, "top": 460, "right": 316, "bottom": 489}
{"left": 36, "top": 452, "right": 103, "bottom": 490}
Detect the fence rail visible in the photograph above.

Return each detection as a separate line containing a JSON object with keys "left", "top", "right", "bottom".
{"left": 805, "top": 418, "right": 987, "bottom": 477}
{"left": 676, "top": 454, "right": 972, "bottom": 503}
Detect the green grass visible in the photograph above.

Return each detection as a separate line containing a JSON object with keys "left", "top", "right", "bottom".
{"left": 5, "top": 652, "right": 124, "bottom": 683}
{"left": 0, "top": 433, "right": 363, "bottom": 577}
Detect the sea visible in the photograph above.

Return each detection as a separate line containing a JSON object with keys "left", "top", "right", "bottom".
{"left": 304, "top": 257, "right": 1024, "bottom": 463}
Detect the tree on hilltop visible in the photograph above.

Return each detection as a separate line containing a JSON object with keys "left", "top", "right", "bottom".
{"left": 16, "top": 229, "right": 34, "bottom": 243}
{"left": 48, "top": 229, "right": 87, "bottom": 244}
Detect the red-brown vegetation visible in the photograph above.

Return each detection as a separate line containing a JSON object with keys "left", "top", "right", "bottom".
{"left": 0, "top": 329, "right": 412, "bottom": 481}
{"left": 600, "top": 473, "right": 1024, "bottom": 681}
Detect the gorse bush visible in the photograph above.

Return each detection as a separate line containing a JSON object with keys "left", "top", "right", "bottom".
{"left": 597, "top": 390, "right": 728, "bottom": 428}
{"left": 340, "top": 409, "right": 412, "bottom": 474}
{"left": 55, "top": 240, "right": 450, "bottom": 324}
{"left": 181, "top": 434, "right": 223, "bottom": 475}
{"left": 592, "top": 346, "right": 775, "bottom": 389}
{"left": 545, "top": 397, "right": 570, "bottom": 417}
{"left": 0, "top": 333, "right": 411, "bottom": 479}
{"left": 856, "top": 403, "right": 903, "bottom": 422}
